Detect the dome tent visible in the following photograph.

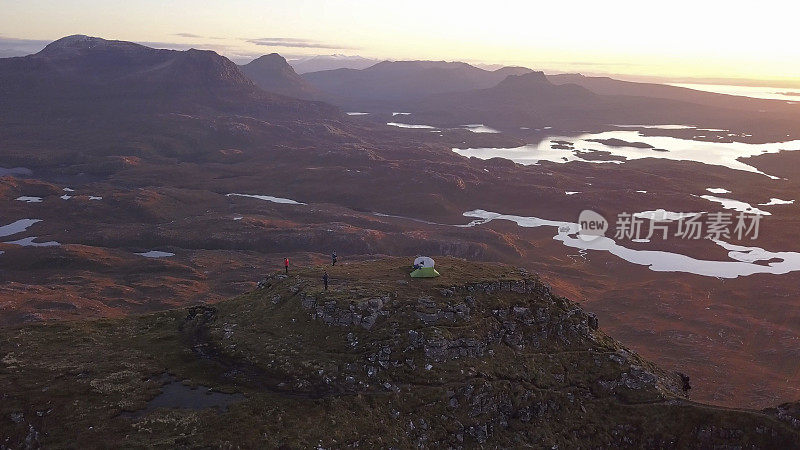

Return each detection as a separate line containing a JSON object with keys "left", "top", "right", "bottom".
{"left": 410, "top": 256, "right": 440, "bottom": 278}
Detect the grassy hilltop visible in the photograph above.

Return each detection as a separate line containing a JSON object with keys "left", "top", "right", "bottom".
{"left": 2, "top": 257, "right": 799, "bottom": 448}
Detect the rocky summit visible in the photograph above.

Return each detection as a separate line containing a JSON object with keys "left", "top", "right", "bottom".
{"left": 1, "top": 257, "right": 798, "bottom": 448}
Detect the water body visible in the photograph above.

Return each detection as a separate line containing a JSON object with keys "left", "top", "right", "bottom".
{"left": 386, "top": 122, "right": 439, "bottom": 130}
{"left": 135, "top": 251, "right": 175, "bottom": 258}
{"left": 634, "top": 210, "right": 703, "bottom": 222}
{"left": 226, "top": 193, "right": 305, "bottom": 205}
{"left": 16, "top": 196, "right": 42, "bottom": 203}
{"left": 124, "top": 376, "right": 243, "bottom": 418}
{"left": 699, "top": 195, "right": 771, "bottom": 215}
{"left": 612, "top": 124, "right": 697, "bottom": 130}
{"left": 759, "top": 198, "right": 794, "bottom": 206}
{"left": 462, "top": 124, "right": 500, "bottom": 134}
{"left": 0, "top": 219, "right": 42, "bottom": 238}
{"left": 388, "top": 122, "right": 501, "bottom": 134}
{"left": 462, "top": 209, "right": 800, "bottom": 278}
{"left": 669, "top": 83, "right": 800, "bottom": 102}
{"left": 453, "top": 130, "right": 800, "bottom": 178}
{"left": 4, "top": 237, "right": 60, "bottom": 247}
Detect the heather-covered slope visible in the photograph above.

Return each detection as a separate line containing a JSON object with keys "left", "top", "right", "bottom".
{"left": 1, "top": 258, "right": 798, "bottom": 447}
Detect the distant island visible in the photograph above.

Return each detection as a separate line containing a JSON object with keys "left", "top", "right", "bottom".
{"left": 586, "top": 138, "right": 654, "bottom": 148}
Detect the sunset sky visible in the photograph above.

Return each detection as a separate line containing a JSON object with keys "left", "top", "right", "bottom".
{"left": 1, "top": 0, "right": 798, "bottom": 83}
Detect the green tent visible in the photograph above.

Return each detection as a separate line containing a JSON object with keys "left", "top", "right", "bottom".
{"left": 410, "top": 266, "right": 440, "bottom": 278}
{"left": 410, "top": 256, "right": 440, "bottom": 278}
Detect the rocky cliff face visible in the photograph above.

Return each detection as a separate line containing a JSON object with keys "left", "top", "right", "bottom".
{"left": 1, "top": 257, "right": 798, "bottom": 447}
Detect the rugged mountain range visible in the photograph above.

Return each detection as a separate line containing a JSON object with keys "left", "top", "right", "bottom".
{"left": 302, "top": 60, "right": 533, "bottom": 109}
{"left": 295, "top": 58, "right": 799, "bottom": 138}
{"left": 239, "top": 53, "right": 321, "bottom": 100}
{"left": 0, "top": 35, "right": 338, "bottom": 121}
{"left": 289, "top": 53, "right": 378, "bottom": 74}
{"left": 0, "top": 35, "right": 346, "bottom": 173}
{"left": 408, "top": 71, "right": 737, "bottom": 129}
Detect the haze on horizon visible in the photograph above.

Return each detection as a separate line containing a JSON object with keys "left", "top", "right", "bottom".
{"left": 1, "top": 0, "right": 798, "bottom": 84}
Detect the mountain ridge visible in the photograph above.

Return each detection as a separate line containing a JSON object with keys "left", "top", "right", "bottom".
{"left": 0, "top": 35, "right": 340, "bottom": 121}
{"left": 289, "top": 54, "right": 378, "bottom": 74}
{"left": 302, "top": 59, "right": 533, "bottom": 109}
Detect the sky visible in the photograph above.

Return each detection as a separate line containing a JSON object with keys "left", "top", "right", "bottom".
{"left": 1, "top": 0, "right": 799, "bottom": 84}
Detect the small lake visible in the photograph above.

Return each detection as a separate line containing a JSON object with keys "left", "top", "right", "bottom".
{"left": 388, "top": 122, "right": 501, "bottom": 133}
{"left": 453, "top": 129, "right": 800, "bottom": 178}
{"left": 123, "top": 376, "right": 243, "bottom": 418}
{"left": 135, "top": 251, "right": 175, "bottom": 258}
{"left": 0, "top": 219, "right": 59, "bottom": 247}
{"left": 16, "top": 196, "right": 42, "bottom": 203}
{"left": 4, "top": 236, "right": 60, "bottom": 247}
{"left": 462, "top": 209, "right": 800, "bottom": 279}
{"left": 463, "top": 124, "right": 500, "bottom": 134}
{"left": 0, "top": 219, "right": 42, "bottom": 238}
{"left": 387, "top": 122, "right": 439, "bottom": 130}
{"left": 226, "top": 193, "right": 305, "bottom": 205}
{"left": 699, "top": 195, "right": 771, "bottom": 215}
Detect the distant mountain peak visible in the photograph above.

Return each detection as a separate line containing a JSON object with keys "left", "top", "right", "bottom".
{"left": 249, "top": 53, "right": 288, "bottom": 64}
{"left": 289, "top": 54, "right": 378, "bottom": 74}
{"left": 45, "top": 34, "right": 95, "bottom": 47}
{"left": 369, "top": 60, "right": 477, "bottom": 72}
{"left": 495, "top": 71, "right": 550, "bottom": 88}
{"left": 240, "top": 53, "right": 320, "bottom": 99}
{"left": 37, "top": 35, "right": 145, "bottom": 57}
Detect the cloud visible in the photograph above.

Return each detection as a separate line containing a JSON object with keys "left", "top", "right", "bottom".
{"left": 0, "top": 36, "right": 51, "bottom": 58}
{"left": 138, "top": 41, "right": 267, "bottom": 64}
{"left": 245, "top": 37, "right": 355, "bottom": 50}
{"left": 139, "top": 41, "right": 206, "bottom": 51}
{"left": 173, "top": 32, "right": 224, "bottom": 40}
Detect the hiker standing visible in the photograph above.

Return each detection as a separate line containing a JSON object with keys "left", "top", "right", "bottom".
{"left": 331, "top": 251, "right": 337, "bottom": 266}
{"left": 284, "top": 257, "right": 289, "bottom": 274}
{"left": 323, "top": 271, "right": 329, "bottom": 291}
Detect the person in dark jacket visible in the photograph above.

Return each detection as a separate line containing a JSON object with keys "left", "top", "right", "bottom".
{"left": 323, "top": 271, "right": 329, "bottom": 291}
{"left": 331, "top": 251, "right": 337, "bottom": 266}
{"left": 284, "top": 257, "right": 289, "bottom": 274}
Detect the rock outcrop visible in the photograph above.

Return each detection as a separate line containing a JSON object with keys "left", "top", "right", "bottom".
{"left": 2, "top": 257, "right": 797, "bottom": 447}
